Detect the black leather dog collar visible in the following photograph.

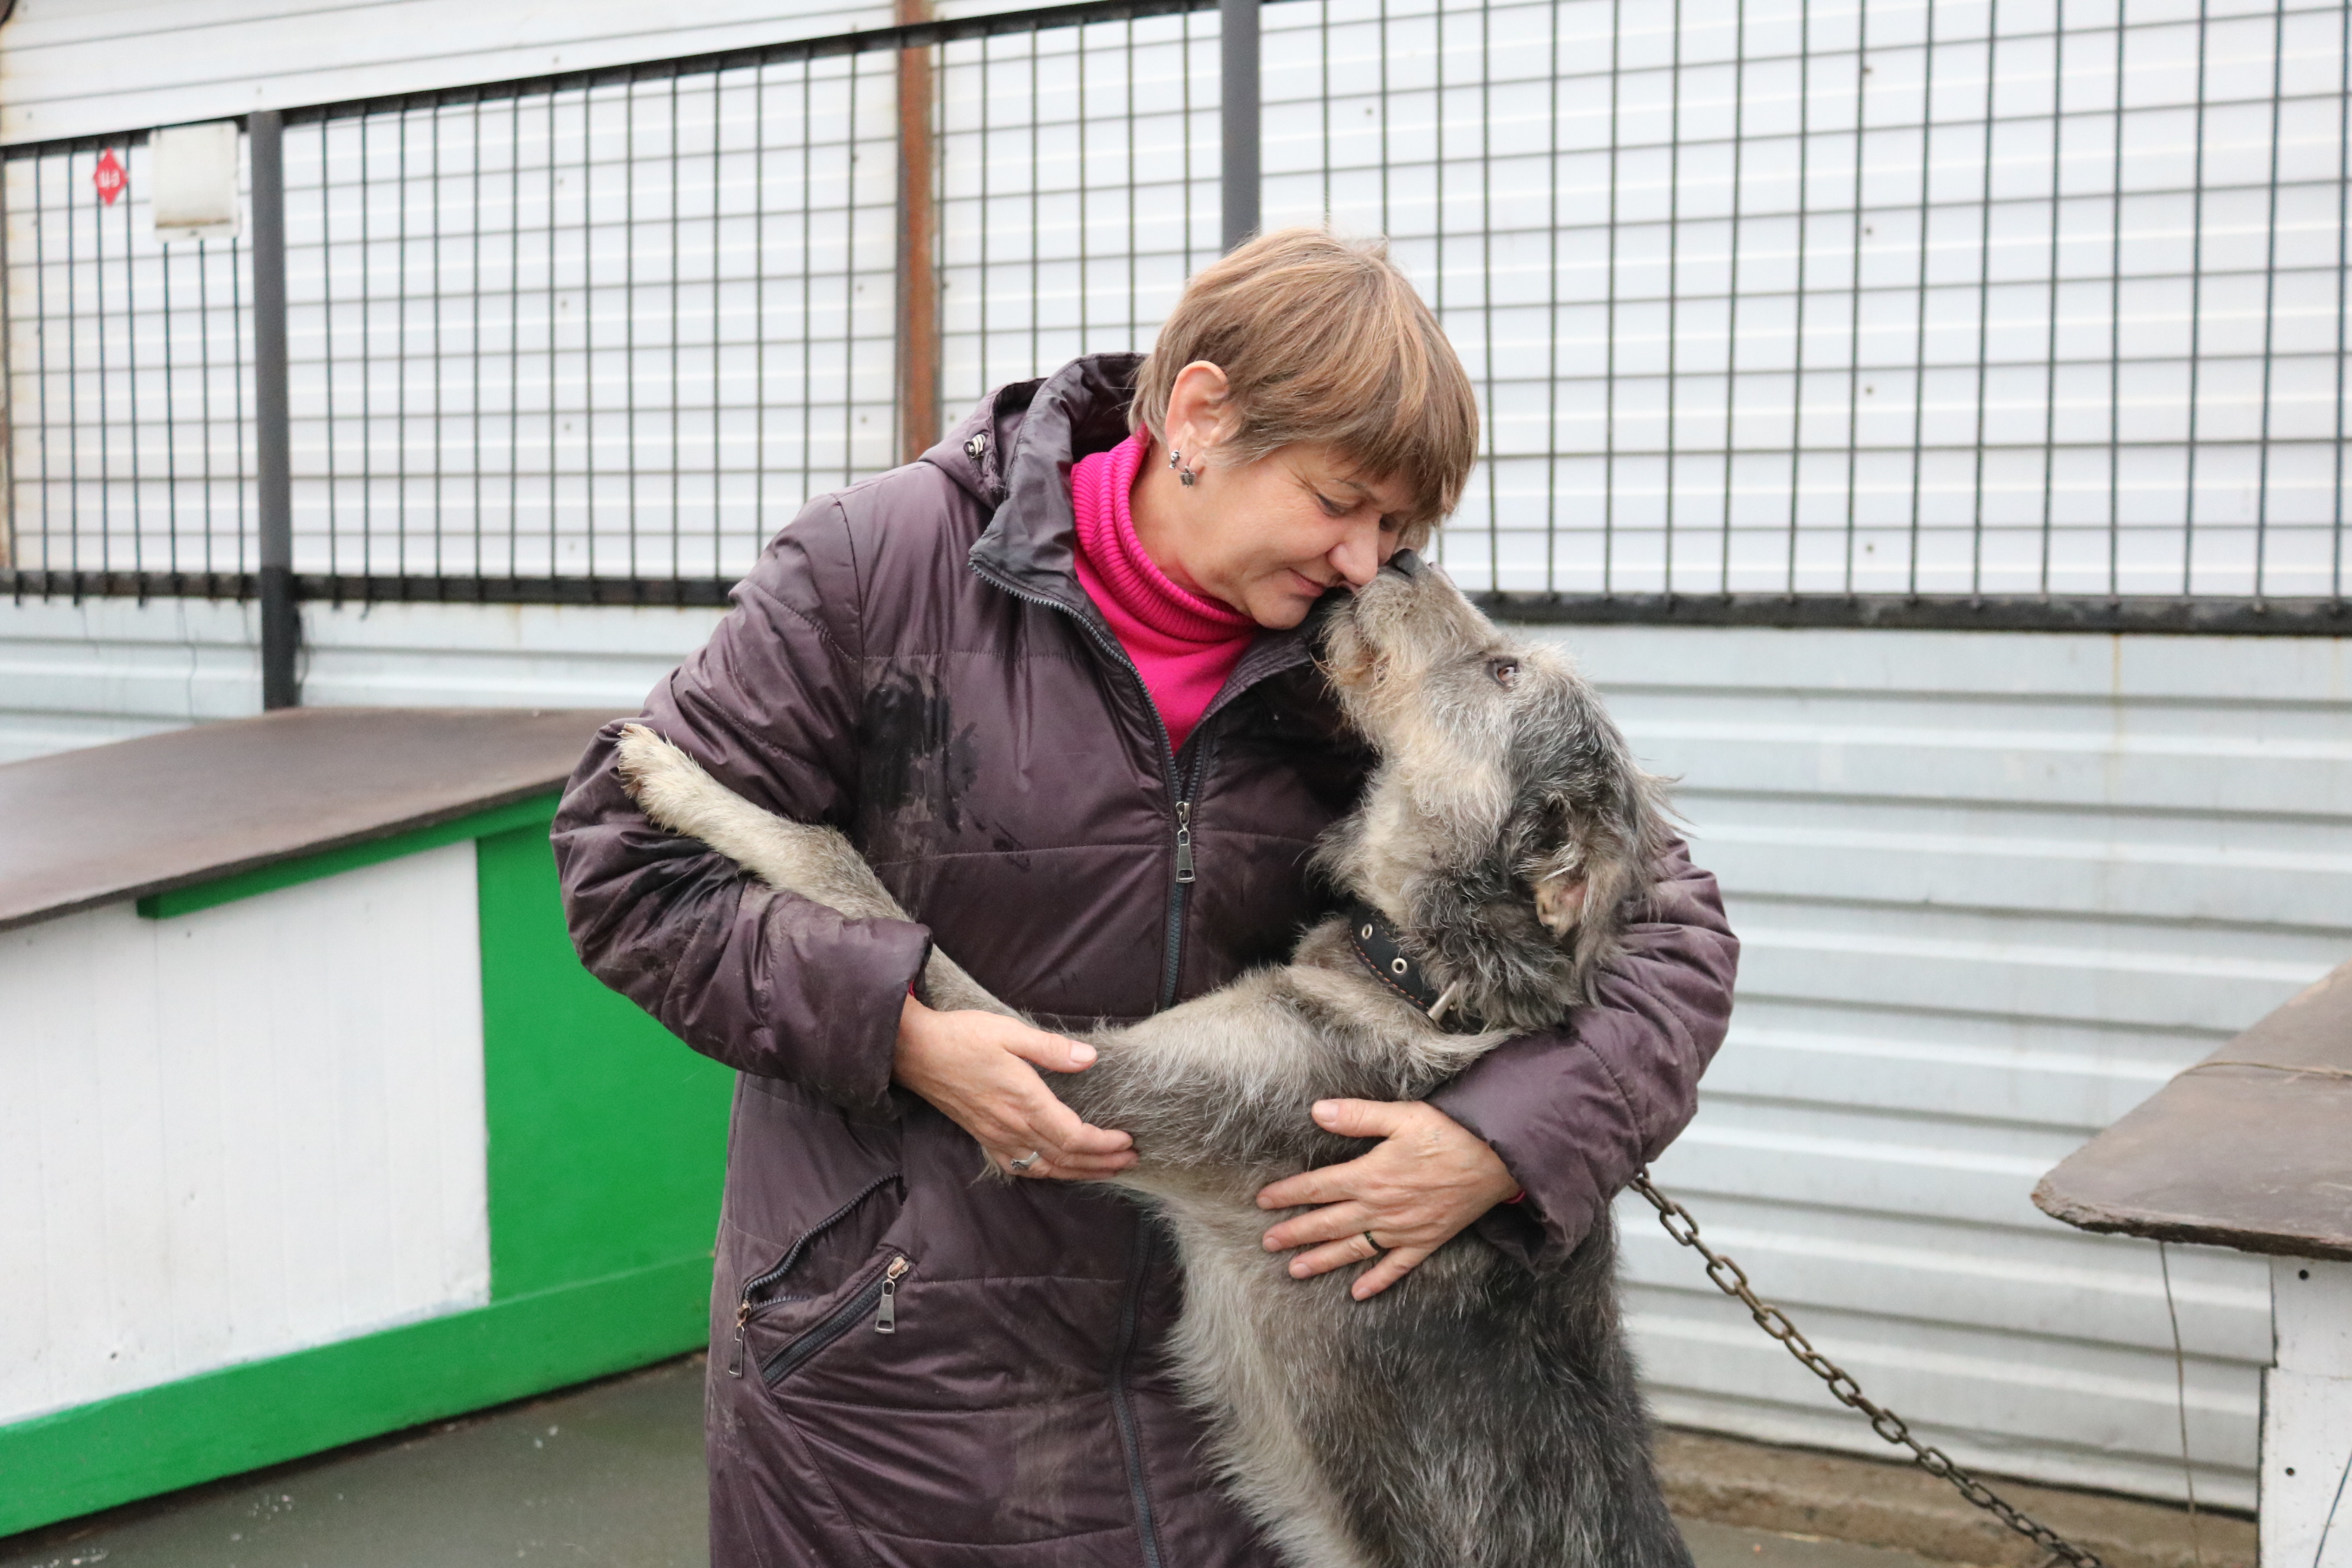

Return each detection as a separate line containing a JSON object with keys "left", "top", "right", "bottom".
{"left": 1344, "top": 900, "right": 1481, "bottom": 1029}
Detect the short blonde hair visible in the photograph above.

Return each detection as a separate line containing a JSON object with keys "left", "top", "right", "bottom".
{"left": 1130, "top": 228, "right": 1479, "bottom": 534}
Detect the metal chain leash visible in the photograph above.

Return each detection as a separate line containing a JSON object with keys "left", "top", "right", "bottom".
{"left": 1628, "top": 1172, "right": 2107, "bottom": 1568}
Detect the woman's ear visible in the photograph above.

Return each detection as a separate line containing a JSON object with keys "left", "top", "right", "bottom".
{"left": 1164, "top": 360, "right": 1233, "bottom": 460}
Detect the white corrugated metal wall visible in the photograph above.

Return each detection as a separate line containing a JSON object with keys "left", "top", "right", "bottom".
{"left": 6, "top": 0, "right": 2350, "bottom": 1515}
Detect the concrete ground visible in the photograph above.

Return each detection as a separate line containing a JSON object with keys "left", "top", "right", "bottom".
{"left": 0, "top": 1356, "right": 1956, "bottom": 1568}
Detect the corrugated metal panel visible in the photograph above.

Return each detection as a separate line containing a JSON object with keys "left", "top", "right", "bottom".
{"left": 1560, "top": 623, "right": 2352, "bottom": 1510}
{"left": 0, "top": 598, "right": 720, "bottom": 762}
{"left": 0, "top": 0, "right": 899, "bottom": 147}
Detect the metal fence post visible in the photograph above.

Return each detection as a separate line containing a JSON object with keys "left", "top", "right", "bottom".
{"left": 249, "top": 109, "right": 299, "bottom": 710}
{"left": 1220, "top": 0, "right": 1259, "bottom": 251}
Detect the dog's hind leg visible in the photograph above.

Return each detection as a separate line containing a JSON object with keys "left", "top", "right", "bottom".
{"left": 612, "top": 723, "right": 1013, "bottom": 1017}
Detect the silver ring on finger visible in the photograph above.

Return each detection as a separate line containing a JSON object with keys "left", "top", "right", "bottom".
{"left": 1008, "top": 1151, "right": 1042, "bottom": 1174}
{"left": 1361, "top": 1230, "right": 1384, "bottom": 1257}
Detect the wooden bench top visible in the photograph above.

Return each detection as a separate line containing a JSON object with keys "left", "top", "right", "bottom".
{"left": 2034, "top": 956, "right": 2352, "bottom": 1262}
{"left": 0, "top": 708, "right": 620, "bottom": 932}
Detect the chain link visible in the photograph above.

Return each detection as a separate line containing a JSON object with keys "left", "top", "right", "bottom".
{"left": 1629, "top": 1171, "right": 2108, "bottom": 1568}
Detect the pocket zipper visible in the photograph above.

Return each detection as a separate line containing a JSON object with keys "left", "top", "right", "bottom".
{"left": 728, "top": 1173, "right": 899, "bottom": 1378}
{"left": 760, "top": 1255, "right": 914, "bottom": 1387}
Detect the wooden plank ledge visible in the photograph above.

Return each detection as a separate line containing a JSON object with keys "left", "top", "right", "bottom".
{"left": 2034, "top": 956, "right": 2352, "bottom": 1261}
{"left": 0, "top": 707, "right": 620, "bottom": 933}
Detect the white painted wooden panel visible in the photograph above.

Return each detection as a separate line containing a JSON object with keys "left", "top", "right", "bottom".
{"left": 0, "top": 844, "right": 489, "bottom": 1424}
{"left": 1549, "top": 622, "right": 2351, "bottom": 1510}
{"left": 0, "top": 0, "right": 899, "bottom": 146}
{"left": 2263, "top": 1262, "right": 2352, "bottom": 1568}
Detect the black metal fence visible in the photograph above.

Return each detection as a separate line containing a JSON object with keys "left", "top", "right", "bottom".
{"left": 6, "top": 0, "right": 2349, "bottom": 643}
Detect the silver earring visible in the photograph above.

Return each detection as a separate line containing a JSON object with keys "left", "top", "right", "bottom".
{"left": 1170, "top": 447, "right": 1197, "bottom": 487}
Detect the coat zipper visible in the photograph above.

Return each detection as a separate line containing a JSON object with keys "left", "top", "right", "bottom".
{"left": 967, "top": 563, "right": 1204, "bottom": 1014}
{"left": 760, "top": 1254, "right": 914, "bottom": 1387}
{"left": 729, "top": 1172, "right": 899, "bottom": 1378}
{"left": 1107, "top": 1222, "right": 1168, "bottom": 1568}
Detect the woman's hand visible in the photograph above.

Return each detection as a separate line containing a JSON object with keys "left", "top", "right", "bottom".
{"left": 1255, "top": 1100, "right": 1520, "bottom": 1299}
{"left": 893, "top": 996, "right": 1137, "bottom": 1180}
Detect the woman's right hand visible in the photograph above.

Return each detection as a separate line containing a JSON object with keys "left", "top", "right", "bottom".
{"left": 893, "top": 996, "right": 1137, "bottom": 1180}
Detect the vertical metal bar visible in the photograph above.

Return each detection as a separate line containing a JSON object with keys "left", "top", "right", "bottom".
{"left": 2335, "top": 0, "right": 2348, "bottom": 603}
{"left": 846, "top": 54, "right": 864, "bottom": 486}
{"left": 396, "top": 105, "right": 412, "bottom": 582}
{"left": 754, "top": 61, "right": 770, "bottom": 558}
{"left": 0, "top": 152, "right": 16, "bottom": 580}
{"left": 1720, "top": 0, "right": 1750, "bottom": 595}
{"left": 2105, "top": 12, "right": 2125, "bottom": 597}
{"left": 1544, "top": 0, "right": 1562, "bottom": 593}
{"left": 1220, "top": 0, "right": 1260, "bottom": 250}
{"left": 65, "top": 154, "right": 81, "bottom": 591}
{"left": 623, "top": 81, "right": 640, "bottom": 586}
{"left": 122, "top": 148, "right": 143, "bottom": 587}
{"left": 710, "top": 69, "right": 725, "bottom": 582}
{"left": 1664, "top": 0, "right": 1684, "bottom": 596}
{"left": 801, "top": 58, "right": 816, "bottom": 504}
{"left": 251, "top": 109, "right": 300, "bottom": 710}
{"left": 1905, "top": 0, "right": 1936, "bottom": 597}
{"left": 2037, "top": 0, "right": 2064, "bottom": 596}
{"left": 162, "top": 180, "right": 182, "bottom": 590}
{"left": 1601, "top": 0, "right": 1621, "bottom": 594}
{"left": 471, "top": 96, "right": 487, "bottom": 590}
{"left": 2180, "top": 0, "right": 2210, "bottom": 594}
{"left": 1785, "top": 0, "right": 1814, "bottom": 596}
{"left": 508, "top": 99, "right": 523, "bottom": 583}
{"left": 322, "top": 123, "right": 341, "bottom": 584}
{"left": 1841, "top": 0, "right": 1870, "bottom": 595}
{"left": 93, "top": 146, "right": 109, "bottom": 583}
{"left": 1966, "top": 0, "right": 1997, "bottom": 598}
{"left": 2251, "top": 0, "right": 2285, "bottom": 599}
{"left": 360, "top": 113, "right": 375, "bottom": 589}
{"left": 899, "top": 0, "right": 941, "bottom": 462}
{"left": 1478, "top": 0, "right": 1497, "bottom": 590}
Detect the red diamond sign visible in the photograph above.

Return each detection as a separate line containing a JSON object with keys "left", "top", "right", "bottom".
{"left": 93, "top": 149, "right": 126, "bottom": 205}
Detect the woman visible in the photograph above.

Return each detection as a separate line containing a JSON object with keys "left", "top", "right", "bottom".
{"left": 553, "top": 230, "right": 1738, "bottom": 1567}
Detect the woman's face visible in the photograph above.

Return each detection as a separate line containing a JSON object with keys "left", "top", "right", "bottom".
{"left": 1132, "top": 364, "right": 1422, "bottom": 630}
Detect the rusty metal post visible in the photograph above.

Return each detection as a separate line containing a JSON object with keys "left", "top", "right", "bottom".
{"left": 896, "top": 0, "right": 940, "bottom": 465}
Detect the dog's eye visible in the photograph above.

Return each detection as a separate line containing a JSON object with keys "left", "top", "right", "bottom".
{"left": 1488, "top": 658, "right": 1521, "bottom": 690}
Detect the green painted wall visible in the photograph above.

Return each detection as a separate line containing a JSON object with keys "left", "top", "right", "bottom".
{"left": 0, "top": 799, "right": 734, "bottom": 1538}
{"left": 477, "top": 819, "right": 734, "bottom": 1298}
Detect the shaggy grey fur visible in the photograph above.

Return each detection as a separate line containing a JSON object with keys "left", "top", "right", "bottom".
{"left": 614, "top": 554, "right": 1690, "bottom": 1568}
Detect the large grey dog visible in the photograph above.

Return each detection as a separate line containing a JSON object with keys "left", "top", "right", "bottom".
{"left": 616, "top": 553, "right": 1691, "bottom": 1568}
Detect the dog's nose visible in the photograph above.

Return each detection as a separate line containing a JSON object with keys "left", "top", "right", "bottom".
{"left": 1383, "top": 550, "right": 1426, "bottom": 580}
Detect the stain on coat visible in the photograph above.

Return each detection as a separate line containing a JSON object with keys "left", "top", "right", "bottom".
{"left": 860, "top": 666, "right": 986, "bottom": 860}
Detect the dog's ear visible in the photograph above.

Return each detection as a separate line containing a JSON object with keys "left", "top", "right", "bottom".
{"left": 1532, "top": 861, "right": 1587, "bottom": 935}
{"left": 1520, "top": 797, "right": 1592, "bottom": 937}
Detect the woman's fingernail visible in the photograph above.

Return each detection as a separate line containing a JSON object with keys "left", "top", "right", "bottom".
{"left": 1070, "top": 1044, "right": 1097, "bottom": 1065}
{"left": 1291, "top": 1260, "right": 1312, "bottom": 1277}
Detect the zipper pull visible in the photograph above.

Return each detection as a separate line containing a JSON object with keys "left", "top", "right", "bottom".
{"left": 729, "top": 1298, "right": 752, "bottom": 1378}
{"left": 874, "top": 1256, "right": 910, "bottom": 1334}
{"left": 1174, "top": 801, "right": 1195, "bottom": 884}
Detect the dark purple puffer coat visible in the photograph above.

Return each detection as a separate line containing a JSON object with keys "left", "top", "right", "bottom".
{"left": 551, "top": 354, "right": 1740, "bottom": 1567}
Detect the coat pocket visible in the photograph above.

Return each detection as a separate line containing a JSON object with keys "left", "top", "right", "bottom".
{"left": 726, "top": 1172, "right": 900, "bottom": 1378}
{"left": 759, "top": 1251, "right": 914, "bottom": 1387}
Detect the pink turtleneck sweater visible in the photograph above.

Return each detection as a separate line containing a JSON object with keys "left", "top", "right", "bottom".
{"left": 1069, "top": 431, "right": 1257, "bottom": 753}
